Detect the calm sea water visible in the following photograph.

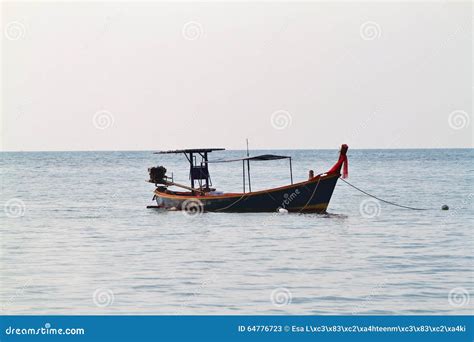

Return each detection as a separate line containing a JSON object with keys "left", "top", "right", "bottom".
{"left": 1, "top": 149, "right": 473, "bottom": 315}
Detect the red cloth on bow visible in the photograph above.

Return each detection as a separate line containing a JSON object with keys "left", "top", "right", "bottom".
{"left": 327, "top": 144, "right": 349, "bottom": 178}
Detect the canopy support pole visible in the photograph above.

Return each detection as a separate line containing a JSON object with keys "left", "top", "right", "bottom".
{"left": 204, "top": 152, "right": 209, "bottom": 189}
{"left": 289, "top": 157, "right": 293, "bottom": 184}
{"left": 188, "top": 152, "right": 194, "bottom": 189}
{"left": 242, "top": 160, "right": 246, "bottom": 193}
{"left": 247, "top": 160, "right": 252, "bottom": 192}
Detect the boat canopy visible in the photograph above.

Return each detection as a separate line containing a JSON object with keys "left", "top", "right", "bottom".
{"left": 155, "top": 148, "right": 225, "bottom": 154}
{"left": 154, "top": 148, "right": 293, "bottom": 193}
{"left": 154, "top": 148, "right": 224, "bottom": 190}
{"left": 207, "top": 154, "right": 290, "bottom": 163}
{"left": 207, "top": 154, "right": 293, "bottom": 192}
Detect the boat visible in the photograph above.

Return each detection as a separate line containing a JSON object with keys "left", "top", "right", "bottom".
{"left": 147, "top": 144, "right": 348, "bottom": 213}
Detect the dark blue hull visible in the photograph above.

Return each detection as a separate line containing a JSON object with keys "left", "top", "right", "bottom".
{"left": 154, "top": 173, "right": 340, "bottom": 213}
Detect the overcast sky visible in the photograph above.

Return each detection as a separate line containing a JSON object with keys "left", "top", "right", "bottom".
{"left": 1, "top": 1, "right": 472, "bottom": 151}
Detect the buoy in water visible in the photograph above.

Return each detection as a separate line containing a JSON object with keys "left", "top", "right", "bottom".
{"left": 441, "top": 205, "right": 449, "bottom": 210}
{"left": 277, "top": 208, "right": 289, "bottom": 214}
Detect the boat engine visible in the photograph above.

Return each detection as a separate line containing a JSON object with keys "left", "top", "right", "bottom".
{"left": 148, "top": 166, "right": 168, "bottom": 184}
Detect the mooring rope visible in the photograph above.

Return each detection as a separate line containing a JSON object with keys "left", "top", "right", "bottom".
{"left": 339, "top": 177, "right": 429, "bottom": 211}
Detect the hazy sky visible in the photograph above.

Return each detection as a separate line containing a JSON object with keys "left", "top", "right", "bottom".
{"left": 1, "top": 1, "right": 472, "bottom": 151}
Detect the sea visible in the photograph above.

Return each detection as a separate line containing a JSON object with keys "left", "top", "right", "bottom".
{"left": 1, "top": 149, "right": 473, "bottom": 315}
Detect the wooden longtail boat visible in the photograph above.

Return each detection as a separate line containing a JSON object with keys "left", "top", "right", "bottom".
{"left": 148, "top": 144, "right": 348, "bottom": 213}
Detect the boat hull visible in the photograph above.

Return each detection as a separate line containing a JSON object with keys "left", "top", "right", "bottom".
{"left": 154, "top": 173, "right": 340, "bottom": 213}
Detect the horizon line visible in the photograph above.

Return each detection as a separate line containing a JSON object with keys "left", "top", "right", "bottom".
{"left": 1, "top": 147, "right": 473, "bottom": 153}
